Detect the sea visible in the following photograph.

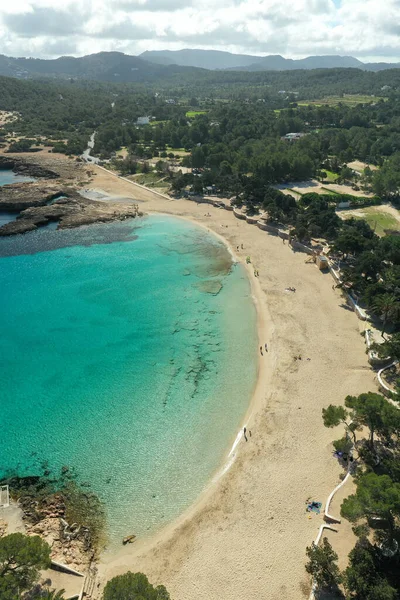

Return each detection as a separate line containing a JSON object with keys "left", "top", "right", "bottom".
{"left": 0, "top": 169, "right": 36, "bottom": 225}
{"left": 0, "top": 213, "right": 257, "bottom": 546}
{"left": 0, "top": 169, "right": 35, "bottom": 186}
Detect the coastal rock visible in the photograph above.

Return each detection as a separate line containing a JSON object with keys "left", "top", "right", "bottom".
{"left": 2, "top": 153, "right": 87, "bottom": 182}
{"left": 0, "top": 192, "right": 143, "bottom": 236}
{"left": 0, "top": 156, "right": 59, "bottom": 179}
{"left": 0, "top": 220, "right": 38, "bottom": 235}
{"left": 122, "top": 534, "right": 136, "bottom": 545}
{"left": 24, "top": 515, "right": 92, "bottom": 571}
{"left": 0, "top": 184, "right": 61, "bottom": 211}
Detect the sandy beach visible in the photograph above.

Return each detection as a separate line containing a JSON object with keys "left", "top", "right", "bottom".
{"left": 86, "top": 166, "right": 378, "bottom": 599}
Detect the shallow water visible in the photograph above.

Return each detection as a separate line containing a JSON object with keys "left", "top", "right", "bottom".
{"left": 0, "top": 215, "right": 257, "bottom": 546}
{"left": 0, "top": 169, "right": 35, "bottom": 186}
{"left": 0, "top": 211, "right": 18, "bottom": 225}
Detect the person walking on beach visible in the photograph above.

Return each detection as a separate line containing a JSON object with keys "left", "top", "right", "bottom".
{"left": 243, "top": 426, "right": 248, "bottom": 442}
{"left": 260, "top": 346, "right": 263, "bottom": 356}
{"left": 265, "top": 343, "right": 268, "bottom": 352}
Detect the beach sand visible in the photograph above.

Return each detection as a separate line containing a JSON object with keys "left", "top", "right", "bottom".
{"left": 89, "top": 168, "right": 377, "bottom": 599}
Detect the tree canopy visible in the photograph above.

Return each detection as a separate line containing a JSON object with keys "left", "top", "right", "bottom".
{"left": 102, "top": 572, "right": 170, "bottom": 600}
{"left": 0, "top": 533, "right": 51, "bottom": 599}
{"left": 305, "top": 538, "right": 342, "bottom": 592}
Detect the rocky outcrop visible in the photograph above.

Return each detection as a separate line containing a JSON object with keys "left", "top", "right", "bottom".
{"left": 0, "top": 184, "right": 61, "bottom": 211}
{"left": 0, "top": 193, "right": 143, "bottom": 236}
{"left": 21, "top": 495, "right": 92, "bottom": 571}
{"left": 0, "top": 156, "right": 59, "bottom": 179}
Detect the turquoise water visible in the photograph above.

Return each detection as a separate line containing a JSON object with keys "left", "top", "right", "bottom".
{"left": 0, "top": 215, "right": 257, "bottom": 545}
{"left": 0, "top": 212, "right": 18, "bottom": 226}
{"left": 0, "top": 170, "right": 36, "bottom": 226}
{"left": 0, "top": 169, "right": 35, "bottom": 186}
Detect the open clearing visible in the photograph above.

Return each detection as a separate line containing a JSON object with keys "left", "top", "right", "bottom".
{"left": 298, "top": 95, "right": 387, "bottom": 107}
{"left": 130, "top": 172, "right": 170, "bottom": 188}
{"left": 347, "top": 160, "right": 378, "bottom": 173}
{"left": 166, "top": 146, "right": 190, "bottom": 157}
{"left": 185, "top": 110, "right": 208, "bottom": 118}
{"left": 116, "top": 146, "right": 129, "bottom": 159}
{"left": 338, "top": 204, "right": 400, "bottom": 236}
{"left": 275, "top": 179, "right": 374, "bottom": 198}
{"left": 322, "top": 170, "right": 339, "bottom": 182}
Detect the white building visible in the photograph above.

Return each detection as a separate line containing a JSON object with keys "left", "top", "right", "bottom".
{"left": 136, "top": 116, "right": 151, "bottom": 125}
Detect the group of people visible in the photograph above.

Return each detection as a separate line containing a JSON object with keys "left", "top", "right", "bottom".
{"left": 259, "top": 343, "right": 268, "bottom": 356}
{"left": 243, "top": 426, "right": 252, "bottom": 442}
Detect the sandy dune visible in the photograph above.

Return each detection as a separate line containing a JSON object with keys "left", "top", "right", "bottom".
{"left": 88, "top": 167, "right": 377, "bottom": 599}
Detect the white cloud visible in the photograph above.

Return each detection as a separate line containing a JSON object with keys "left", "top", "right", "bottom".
{"left": 0, "top": 0, "right": 398, "bottom": 61}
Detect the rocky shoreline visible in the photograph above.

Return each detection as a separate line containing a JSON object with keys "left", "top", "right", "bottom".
{"left": 0, "top": 155, "right": 59, "bottom": 179}
{"left": 20, "top": 493, "right": 94, "bottom": 572}
{"left": 0, "top": 190, "right": 142, "bottom": 236}
{"left": 0, "top": 155, "right": 143, "bottom": 236}
{"left": 1, "top": 469, "right": 107, "bottom": 573}
{"left": 0, "top": 183, "right": 63, "bottom": 211}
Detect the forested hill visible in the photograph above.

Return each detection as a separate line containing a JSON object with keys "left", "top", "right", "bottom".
{"left": 141, "top": 50, "right": 397, "bottom": 72}
{"left": 1, "top": 51, "right": 399, "bottom": 84}
{"left": 0, "top": 52, "right": 201, "bottom": 83}
{"left": 0, "top": 66, "right": 399, "bottom": 105}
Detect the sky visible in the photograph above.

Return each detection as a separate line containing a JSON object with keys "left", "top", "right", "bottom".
{"left": 0, "top": 0, "right": 399, "bottom": 62}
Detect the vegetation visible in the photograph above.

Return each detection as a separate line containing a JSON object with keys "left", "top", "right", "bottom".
{"left": 305, "top": 538, "right": 342, "bottom": 592}
{"left": 0, "top": 533, "right": 51, "bottom": 599}
{"left": 317, "top": 389, "right": 400, "bottom": 598}
{"left": 298, "top": 94, "right": 388, "bottom": 107}
{"left": 342, "top": 208, "right": 400, "bottom": 237}
{"left": 333, "top": 230, "right": 400, "bottom": 334}
{"left": 103, "top": 572, "right": 170, "bottom": 600}
{"left": 345, "top": 538, "right": 398, "bottom": 599}
{"left": 186, "top": 110, "right": 207, "bottom": 117}
{"left": 341, "top": 473, "right": 400, "bottom": 546}
{"left": 0, "top": 535, "right": 171, "bottom": 600}
{"left": 1, "top": 72, "right": 400, "bottom": 208}
{"left": 2, "top": 61, "right": 400, "bottom": 599}
{"left": 1, "top": 464, "right": 106, "bottom": 554}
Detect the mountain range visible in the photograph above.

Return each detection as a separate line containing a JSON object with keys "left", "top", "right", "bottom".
{"left": 0, "top": 50, "right": 397, "bottom": 83}
{"left": 140, "top": 49, "right": 398, "bottom": 72}
{"left": 0, "top": 52, "right": 195, "bottom": 82}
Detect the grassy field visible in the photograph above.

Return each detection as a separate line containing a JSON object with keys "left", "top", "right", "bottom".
{"left": 132, "top": 171, "right": 170, "bottom": 188}
{"left": 186, "top": 110, "right": 208, "bottom": 118}
{"left": 166, "top": 146, "right": 190, "bottom": 156}
{"left": 298, "top": 95, "right": 387, "bottom": 107}
{"left": 340, "top": 206, "right": 400, "bottom": 236}
{"left": 322, "top": 170, "right": 339, "bottom": 183}
{"left": 115, "top": 146, "right": 129, "bottom": 159}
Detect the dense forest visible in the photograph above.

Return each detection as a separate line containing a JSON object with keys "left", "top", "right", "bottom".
{"left": 1, "top": 69, "right": 399, "bottom": 201}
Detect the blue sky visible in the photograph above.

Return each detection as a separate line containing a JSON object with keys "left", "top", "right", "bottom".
{"left": 0, "top": 0, "right": 398, "bottom": 62}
